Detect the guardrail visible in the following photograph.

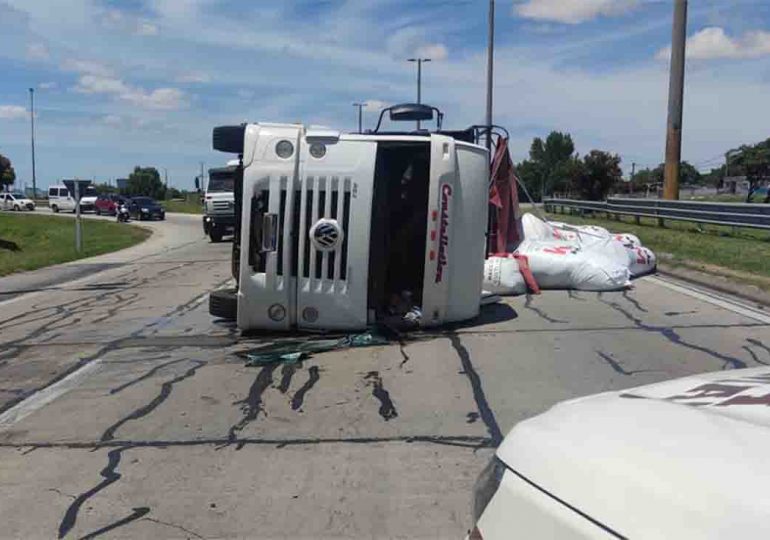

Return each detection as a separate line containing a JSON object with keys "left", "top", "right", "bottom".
{"left": 543, "top": 198, "right": 770, "bottom": 231}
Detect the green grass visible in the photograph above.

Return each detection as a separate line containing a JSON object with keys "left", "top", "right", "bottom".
{"left": 543, "top": 210, "right": 770, "bottom": 279}
{"left": 165, "top": 199, "right": 203, "bottom": 214}
{"left": 0, "top": 213, "right": 151, "bottom": 277}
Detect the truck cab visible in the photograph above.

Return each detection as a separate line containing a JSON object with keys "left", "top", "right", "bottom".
{"left": 202, "top": 163, "right": 236, "bottom": 242}
{"left": 209, "top": 104, "right": 490, "bottom": 331}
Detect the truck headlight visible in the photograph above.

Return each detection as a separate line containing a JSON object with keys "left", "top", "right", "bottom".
{"left": 472, "top": 456, "right": 506, "bottom": 524}
{"left": 141, "top": 207, "right": 149, "bottom": 212}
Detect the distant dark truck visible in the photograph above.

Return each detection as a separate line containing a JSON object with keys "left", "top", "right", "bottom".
{"left": 202, "top": 164, "right": 236, "bottom": 242}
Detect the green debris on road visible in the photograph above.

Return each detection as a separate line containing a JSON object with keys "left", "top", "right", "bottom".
{"left": 243, "top": 332, "right": 390, "bottom": 366}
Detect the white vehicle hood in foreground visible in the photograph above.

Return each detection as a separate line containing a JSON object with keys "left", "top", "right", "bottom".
{"left": 497, "top": 367, "right": 770, "bottom": 539}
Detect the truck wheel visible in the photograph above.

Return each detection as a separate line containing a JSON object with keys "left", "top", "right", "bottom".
{"left": 13, "top": 205, "right": 20, "bottom": 211}
{"left": 209, "top": 288, "right": 237, "bottom": 320}
{"left": 96, "top": 208, "right": 101, "bottom": 215}
{"left": 52, "top": 205, "right": 59, "bottom": 213}
{"left": 210, "top": 229, "right": 223, "bottom": 243}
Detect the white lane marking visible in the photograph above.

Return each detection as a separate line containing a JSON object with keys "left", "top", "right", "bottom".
{"left": 645, "top": 275, "right": 770, "bottom": 324}
{"left": 0, "top": 359, "right": 103, "bottom": 429}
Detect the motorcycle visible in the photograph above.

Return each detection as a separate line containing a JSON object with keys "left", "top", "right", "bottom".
{"left": 116, "top": 205, "right": 130, "bottom": 223}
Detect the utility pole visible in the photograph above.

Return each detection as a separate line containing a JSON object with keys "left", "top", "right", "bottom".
{"left": 486, "top": 0, "right": 495, "bottom": 153}
{"left": 663, "top": 0, "right": 688, "bottom": 200}
{"left": 29, "top": 88, "right": 37, "bottom": 200}
{"left": 200, "top": 162, "right": 205, "bottom": 191}
{"left": 630, "top": 162, "right": 636, "bottom": 195}
{"left": 407, "top": 57, "right": 431, "bottom": 130}
{"left": 352, "top": 102, "right": 366, "bottom": 133}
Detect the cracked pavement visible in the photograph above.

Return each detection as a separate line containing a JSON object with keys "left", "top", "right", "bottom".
{"left": 2, "top": 214, "right": 770, "bottom": 538}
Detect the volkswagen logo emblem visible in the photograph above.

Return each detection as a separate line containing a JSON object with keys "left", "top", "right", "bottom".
{"left": 310, "top": 219, "right": 343, "bottom": 252}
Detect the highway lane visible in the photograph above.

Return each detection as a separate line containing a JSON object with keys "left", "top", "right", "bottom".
{"left": 1, "top": 215, "right": 769, "bottom": 538}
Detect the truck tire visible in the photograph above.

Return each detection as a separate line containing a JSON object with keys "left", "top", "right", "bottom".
{"left": 210, "top": 229, "right": 223, "bottom": 243}
{"left": 52, "top": 205, "right": 59, "bottom": 213}
{"left": 209, "top": 288, "right": 237, "bottom": 320}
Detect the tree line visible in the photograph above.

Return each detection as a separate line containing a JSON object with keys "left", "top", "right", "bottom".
{"left": 515, "top": 132, "right": 623, "bottom": 202}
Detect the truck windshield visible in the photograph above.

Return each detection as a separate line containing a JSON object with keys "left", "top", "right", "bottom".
{"left": 208, "top": 174, "right": 234, "bottom": 192}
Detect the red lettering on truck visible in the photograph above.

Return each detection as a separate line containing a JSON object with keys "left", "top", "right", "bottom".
{"left": 435, "top": 184, "right": 452, "bottom": 283}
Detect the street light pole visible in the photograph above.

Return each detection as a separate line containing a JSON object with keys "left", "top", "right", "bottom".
{"left": 352, "top": 102, "right": 367, "bottom": 133}
{"left": 486, "top": 0, "right": 495, "bottom": 153}
{"left": 663, "top": 0, "right": 688, "bottom": 201}
{"left": 407, "top": 57, "right": 431, "bottom": 130}
{"left": 29, "top": 88, "right": 37, "bottom": 200}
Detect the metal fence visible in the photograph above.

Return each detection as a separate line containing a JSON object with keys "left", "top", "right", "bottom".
{"left": 543, "top": 197, "right": 770, "bottom": 231}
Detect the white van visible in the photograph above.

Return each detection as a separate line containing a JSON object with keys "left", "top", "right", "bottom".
{"left": 48, "top": 184, "right": 97, "bottom": 213}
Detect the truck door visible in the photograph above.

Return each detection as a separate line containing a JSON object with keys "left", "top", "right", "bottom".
{"left": 295, "top": 136, "right": 377, "bottom": 330}
{"left": 421, "top": 134, "right": 459, "bottom": 326}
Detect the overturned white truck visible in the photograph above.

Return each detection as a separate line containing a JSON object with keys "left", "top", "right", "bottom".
{"left": 209, "top": 104, "right": 493, "bottom": 331}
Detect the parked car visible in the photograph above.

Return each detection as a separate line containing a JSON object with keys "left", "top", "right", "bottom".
{"left": 94, "top": 194, "right": 127, "bottom": 216}
{"left": 47, "top": 184, "right": 97, "bottom": 213}
{"left": 1, "top": 192, "right": 35, "bottom": 211}
{"left": 469, "top": 366, "right": 770, "bottom": 539}
{"left": 127, "top": 197, "right": 165, "bottom": 220}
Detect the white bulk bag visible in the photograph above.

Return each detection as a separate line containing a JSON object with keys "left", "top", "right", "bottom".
{"left": 516, "top": 240, "right": 631, "bottom": 291}
{"left": 483, "top": 257, "right": 526, "bottom": 295}
{"left": 613, "top": 233, "right": 642, "bottom": 248}
{"left": 627, "top": 246, "right": 657, "bottom": 276}
{"left": 521, "top": 213, "right": 556, "bottom": 241}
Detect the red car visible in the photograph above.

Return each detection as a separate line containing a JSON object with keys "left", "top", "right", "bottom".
{"left": 94, "top": 194, "right": 127, "bottom": 216}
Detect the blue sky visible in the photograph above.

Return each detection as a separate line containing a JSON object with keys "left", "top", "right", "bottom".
{"left": 1, "top": 0, "right": 770, "bottom": 190}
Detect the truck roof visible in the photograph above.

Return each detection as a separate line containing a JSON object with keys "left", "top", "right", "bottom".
{"left": 497, "top": 367, "right": 770, "bottom": 538}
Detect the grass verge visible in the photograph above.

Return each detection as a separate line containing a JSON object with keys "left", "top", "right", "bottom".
{"left": 542, "top": 210, "right": 770, "bottom": 283}
{"left": 165, "top": 199, "right": 203, "bottom": 214}
{"left": 0, "top": 213, "right": 150, "bottom": 277}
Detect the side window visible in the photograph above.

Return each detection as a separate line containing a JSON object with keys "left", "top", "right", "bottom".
{"left": 60, "top": 189, "right": 69, "bottom": 197}
{"left": 49, "top": 188, "right": 57, "bottom": 197}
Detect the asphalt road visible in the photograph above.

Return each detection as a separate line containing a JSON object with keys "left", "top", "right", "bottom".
{"left": 1, "top": 213, "right": 770, "bottom": 539}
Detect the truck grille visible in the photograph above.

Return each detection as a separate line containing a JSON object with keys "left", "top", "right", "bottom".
{"left": 298, "top": 176, "right": 351, "bottom": 283}
{"left": 211, "top": 200, "right": 232, "bottom": 213}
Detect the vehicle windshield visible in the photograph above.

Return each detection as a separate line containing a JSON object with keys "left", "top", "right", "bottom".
{"left": 132, "top": 197, "right": 155, "bottom": 205}
{"left": 10, "top": 192, "right": 25, "bottom": 198}
{"left": 84, "top": 186, "right": 97, "bottom": 196}
{"left": 207, "top": 174, "right": 234, "bottom": 192}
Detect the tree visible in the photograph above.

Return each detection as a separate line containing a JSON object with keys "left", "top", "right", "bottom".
{"left": 732, "top": 143, "right": 770, "bottom": 202}
{"left": 574, "top": 150, "right": 623, "bottom": 201}
{"left": 93, "top": 182, "right": 117, "bottom": 194}
{"left": 0, "top": 154, "right": 16, "bottom": 192}
{"left": 516, "top": 131, "right": 576, "bottom": 201}
{"left": 124, "top": 166, "right": 166, "bottom": 199}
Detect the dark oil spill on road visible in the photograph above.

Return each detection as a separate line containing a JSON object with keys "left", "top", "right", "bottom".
{"left": 364, "top": 371, "right": 398, "bottom": 421}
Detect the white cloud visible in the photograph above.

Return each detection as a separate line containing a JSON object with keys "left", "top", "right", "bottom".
{"left": 136, "top": 21, "right": 159, "bottom": 36}
{"left": 415, "top": 43, "right": 448, "bottom": 61}
{"left": 99, "top": 8, "right": 159, "bottom": 36}
{"left": 102, "top": 114, "right": 123, "bottom": 126}
{"left": 656, "top": 27, "right": 770, "bottom": 61}
{"left": 73, "top": 75, "right": 186, "bottom": 110}
{"left": 26, "top": 42, "right": 50, "bottom": 61}
{"left": 0, "top": 105, "right": 28, "bottom": 120}
{"left": 515, "top": 0, "right": 637, "bottom": 24}
{"left": 176, "top": 71, "right": 211, "bottom": 83}
{"left": 39, "top": 82, "right": 57, "bottom": 90}
{"left": 74, "top": 74, "right": 129, "bottom": 94}
{"left": 364, "top": 100, "right": 389, "bottom": 111}
{"left": 62, "top": 58, "right": 113, "bottom": 76}
{"left": 121, "top": 87, "right": 186, "bottom": 110}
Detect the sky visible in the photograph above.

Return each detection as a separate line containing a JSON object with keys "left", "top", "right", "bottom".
{"left": 2, "top": 0, "right": 770, "bottom": 190}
